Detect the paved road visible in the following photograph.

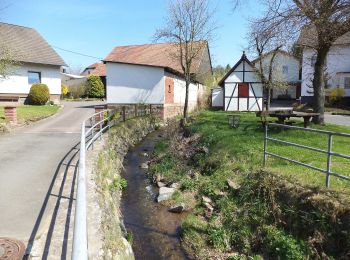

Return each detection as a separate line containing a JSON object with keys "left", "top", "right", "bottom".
{"left": 0, "top": 101, "right": 104, "bottom": 242}
{"left": 324, "top": 113, "right": 350, "bottom": 127}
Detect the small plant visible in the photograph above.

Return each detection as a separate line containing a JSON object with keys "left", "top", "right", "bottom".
{"left": 109, "top": 177, "right": 127, "bottom": 191}
{"left": 61, "top": 84, "right": 68, "bottom": 98}
{"left": 327, "top": 87, "right": 345, "bottom": 106}
{"left": 263, "top": 225, "right": 306, "bottom": 260}
{"left": 86, "top": 75, "right": 105, "bottom": 98}
{"left": 126, "top": 230, "right": 134, "bottom": 244}
{"left": 27, "top": 83, "right": 50, "bottom": 105}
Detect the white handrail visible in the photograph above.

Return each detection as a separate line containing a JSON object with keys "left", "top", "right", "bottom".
{"left": 72, "top": 122, "right": 88, "bottom": 259}
{"left": 72, "top": 110, "right": 109, "bottom": 260}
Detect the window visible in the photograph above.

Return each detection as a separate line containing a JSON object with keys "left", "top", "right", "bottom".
{"left": 28, "top": 71, "right": 41, "bottom": 85}
{"left": 282, "top": 65, "right": 288, "bottom": 75}
{"left": 344, "top": 77, "right": 350, "bottom": 89}
{"left": 168, "top": 85, "right": 172, "bottom": 93}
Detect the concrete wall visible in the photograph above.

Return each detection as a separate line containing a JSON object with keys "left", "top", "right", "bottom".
{"left": 211, "top": 87, "right": 223, "bottom": 107}
{"left": 224, "top": 61, "right": 263, "bottom": 111}
{"left": 106, "top": 62, "right": 165, "bottom": 104}
{"left": 0, "top": 63, "right": 62, "bottom": 99}
{"left": 302, "top": 46, "right": 350, "bottom": 97}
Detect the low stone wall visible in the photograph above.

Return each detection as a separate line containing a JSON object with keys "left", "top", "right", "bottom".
{"left": 88, "top": 116, "right": 155, "bottom": 259}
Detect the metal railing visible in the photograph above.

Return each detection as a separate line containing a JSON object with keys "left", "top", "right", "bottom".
{"left": 72, "top": 110, "right": 110, "bottom": 260}
{"left": 264, "top": 123, "right": 350, "bottom": 188}
{"left": 71, "top": 105, "right": 160, "bottom": 259}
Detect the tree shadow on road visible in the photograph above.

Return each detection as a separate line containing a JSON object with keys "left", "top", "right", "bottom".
{"left": 23, "top": 141, "right": 80, "bottom": 260}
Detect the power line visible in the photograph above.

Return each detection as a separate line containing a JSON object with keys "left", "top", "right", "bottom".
{"left": 51, "top": 45, "right": 103, "bottom": 60}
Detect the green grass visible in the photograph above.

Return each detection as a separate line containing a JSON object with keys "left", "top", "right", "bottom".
{"left": 191, "top": 111, "right": 350, "bottom": 194}
{"left": 150, "top": 110, "right": 350, "bottom": 258}
{"left": 0, "top": 105, "right": 59, "bottom": 123}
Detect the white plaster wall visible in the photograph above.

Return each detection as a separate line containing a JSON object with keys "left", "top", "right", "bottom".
{"left": 302, "top": 46, "right": 350, "bottom": 97}
{"left": 106, "top": 62, "right": 165, "bottom": 104}
{"left": 211, "top": 88, "right": 223, "bottom": 107}
{"left": 255, "top": 52, "right": 300, "bottom": 82}
{"left": 0, "top": 63, "right": 62, "bottom": 95}
{"left": 167, "top": 72, "right": 201, "bottom": 105}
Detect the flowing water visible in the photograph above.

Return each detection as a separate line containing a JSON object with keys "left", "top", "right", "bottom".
{"left": 121, "top": 131, "right": 190, "bottom": 260}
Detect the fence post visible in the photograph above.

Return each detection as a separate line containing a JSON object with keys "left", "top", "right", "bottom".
{"left": 122, "top": 106, "right": 126, "bottom": 122}
{"left": 99, "top": 112, "right": 103, "bottom": 140}
{"left": 107, "top": 110, "right": 110, "bottom": 129}
{"left": 134, "top": 104, "right": 138, "bottom": 117}
{"left": 149, "top": 104, "right": 152, "bottom": 115}
{"left": 263, "top": 123, "right": 268, "bottom": 167}
{"left": 72, "top": 122, "right": 88, "bottom": 260}
{"left": 326, "top": 133, "right": 333, "bottom": 188}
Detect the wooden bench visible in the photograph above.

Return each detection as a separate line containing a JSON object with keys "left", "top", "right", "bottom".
{"left": 0, "top": 95, "right": 20, "bottom": 102}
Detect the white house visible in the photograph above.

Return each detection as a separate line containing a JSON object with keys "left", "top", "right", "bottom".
{"left": 0, "top": 22, "right": 65, "bottom": 104}
{"left": 215, "top": 52, "right": 263, "bottom": 111}
{"left": 252, "top": 50, "right": 301, "bottom": 100}
{"left": 298, "top": 25, "right": 350, "bottom": 104}
{"left": 104, "top": 42, "right": 212, "bottom": 119}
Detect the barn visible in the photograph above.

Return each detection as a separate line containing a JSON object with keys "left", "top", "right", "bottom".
{"left": 104, "top": 42, "right": 212, "bottom": 119}
{"left": 214, "top": 52, "right": 263, "bottom": 111}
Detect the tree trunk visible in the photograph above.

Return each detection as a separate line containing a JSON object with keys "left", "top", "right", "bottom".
{"left": 312, "top": 48, "right": 329, "bottom": 124}
{"left": 267, "top": 86, "right": 271, "bottom": 111}
{"left": 183, "top": 77, "right": 190, "bottom": 123}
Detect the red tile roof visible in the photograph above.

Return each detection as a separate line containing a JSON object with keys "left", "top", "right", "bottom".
{"left": 84, "top": 62, "right": 106, "bottom": 76}
{"left": 104, "top": 41, "right": 208, "bottom": 75}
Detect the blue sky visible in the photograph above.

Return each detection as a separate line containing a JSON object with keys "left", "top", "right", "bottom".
{"left": 0, "top": 0, "right": 262, "bottom": 71}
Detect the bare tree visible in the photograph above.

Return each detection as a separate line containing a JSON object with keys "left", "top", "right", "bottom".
{"left": 155, "top": 0, "right": 216, "bottom": 122}
{"left": 0, "top": 42, "right": 18, "bottom": 78}
{"left": 247, "top": 20, "right": 289, "bottom": 111}
{"left": 235, "top": 0, "right": 350, "bottom": 124}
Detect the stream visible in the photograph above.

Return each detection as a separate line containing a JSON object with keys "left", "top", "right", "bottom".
{"left": 121, "top": 131, "right": 190, "bottom": 260}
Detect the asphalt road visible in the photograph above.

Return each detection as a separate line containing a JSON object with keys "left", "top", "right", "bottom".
{"left": 0, "top": 101, "right": 104, "bottom": 241}
{"left": 324, "top": 113, "right": 350, "bottom": 127}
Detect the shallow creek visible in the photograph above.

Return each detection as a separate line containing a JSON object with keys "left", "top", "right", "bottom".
{"left": 121, "top": 131, "right": 190, "bottom": 260}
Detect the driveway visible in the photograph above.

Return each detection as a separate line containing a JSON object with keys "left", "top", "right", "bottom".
{"left": 0, "top": 101, "right": 104, "bottom": 244}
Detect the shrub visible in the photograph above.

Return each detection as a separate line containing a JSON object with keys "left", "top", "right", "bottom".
{"left": 27, "top": 83, "right": 50, "bottom": 105}
{"left": 68, "top": 83, "right": 86, "bottom": 99}
{"left": 86, "top": 75, "right": 105, "bottom": 98}
{"left": 327, "top": 87, "right": 345, "bottom": 106}
{"left": 61, "top": 84, "right": 68, "bottom": 97}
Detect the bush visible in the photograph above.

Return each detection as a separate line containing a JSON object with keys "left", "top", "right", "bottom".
{"left": 27, "top": 83, "right": 50, "bottom": 105}
{"left": 327, "top": 87, "right": 345, "bottom": 106}
{"left": 61, "top": 84, "right": 68, "bottom": 98}
{"left": 86, "top": 75, "right": 105, "bottom": 98}
{"left": 68, "top": 83, "right": 86, "bottom": 99}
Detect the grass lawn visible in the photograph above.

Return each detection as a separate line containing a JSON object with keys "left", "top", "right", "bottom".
{"left": 0, "top": 105, "right": 60, "bottom": 124}
{"left": 191, "top": 111, "right": 350, "bottom": 195}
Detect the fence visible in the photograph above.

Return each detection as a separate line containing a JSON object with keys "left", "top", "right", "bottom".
{"left": 72, "top": 105, "right": 158, "bottom": 260}
{"left": 264, "top": 123, "right": 350, "bottom": 188}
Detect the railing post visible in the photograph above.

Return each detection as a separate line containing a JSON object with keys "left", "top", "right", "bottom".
{"left": 326, "top": 133, "right": 333, "bottom": 188}
{"left": 135, "top": 104, "right": 138, "bottom": 118}
{"left": 107, "top": 110, "right": 110, "bottom": 129}
{"left": 72, "top": 122, "right": 88, "bottom": 260}
{"left": 99, "top": 112, "right": 103, "bottom": 140}
{"left": 263, "top": 123, "right": 268, "bottom": 167}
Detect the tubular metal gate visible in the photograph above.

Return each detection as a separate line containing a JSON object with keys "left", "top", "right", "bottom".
{"left": 264, "top": 123, "right": 350, "bottom": 188}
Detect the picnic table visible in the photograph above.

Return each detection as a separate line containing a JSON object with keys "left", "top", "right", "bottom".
{"left": 257, "top": 110, "right": 320, "bottom": 128}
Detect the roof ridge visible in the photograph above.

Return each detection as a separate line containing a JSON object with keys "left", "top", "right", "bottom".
{"left": 0, "top": 21, "right": 34, "bottom": 30}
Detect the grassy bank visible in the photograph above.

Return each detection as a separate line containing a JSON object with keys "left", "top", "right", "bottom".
{"left": 0, "top": 105, "right": 59, "bottom": 125}
{"left": 150, "top": 111, "right": 350, "bottom": 259}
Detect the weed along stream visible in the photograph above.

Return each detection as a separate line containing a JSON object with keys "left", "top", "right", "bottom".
{"left": 121, "top": 131, "right": 190, "bottom": 260}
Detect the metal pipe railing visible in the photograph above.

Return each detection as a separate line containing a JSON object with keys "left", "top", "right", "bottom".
{"left": 264, "top": 123, "right": 350, "bottom": 188}
{"left": 71, "top": 107, "right": 154, "bottom": 259}
{"left": 72, "top": 122, "right": 88, "bottom": 260}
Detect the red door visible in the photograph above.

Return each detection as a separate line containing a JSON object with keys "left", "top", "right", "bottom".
{"left": 238, "top": 83, "right": 249, "bottom": 97}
